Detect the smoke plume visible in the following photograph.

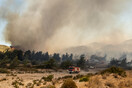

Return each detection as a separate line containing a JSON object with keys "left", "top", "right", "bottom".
{"left": 0, "top": 0, "right": 131, "bottom": 53}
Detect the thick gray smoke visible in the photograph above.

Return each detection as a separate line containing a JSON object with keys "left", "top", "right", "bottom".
{"left": 0, "top": 0, "right": 130, "bottom": 53}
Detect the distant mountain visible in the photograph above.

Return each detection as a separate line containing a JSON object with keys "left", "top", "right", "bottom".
{"left": 60, "top": 39, "right": 132, "bottom": 60}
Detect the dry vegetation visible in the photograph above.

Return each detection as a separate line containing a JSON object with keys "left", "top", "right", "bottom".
{"left": 0, "top": 67, "right": 132, "bottom": 88}
{"left": 0, "top": 45, "right": 12, "bottom": 52}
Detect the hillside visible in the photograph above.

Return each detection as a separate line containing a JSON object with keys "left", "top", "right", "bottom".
{"left": 60, "top": 39, "right": 132, "bottom": 60}
{"left": 0, "top": 45, "right": 12, "bottom": 52}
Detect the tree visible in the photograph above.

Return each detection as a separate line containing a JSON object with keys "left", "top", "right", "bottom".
{"left": 10, "top": 56, "right": 20, "bottom": 69}
{"left": 0, "top": 56, "right": 10, "bottom": 68}
{"left": 17, "top": 50, "right": 23, "bottom": 61}
{"left": 24, "top": 50, "right": 31, "bottom": 59}
{"left": 62, "top": 53, "right": 73, "bottom": 61}
{"left": 23, "top": 56, "right": 30, "bottom": 67}
{"left": 69, "top": 54, "right": 73, "bottom": 61}
{"left": 77, "top": 54, "right": 86, "bottom": 69}
{"left": 121, "top": 58, "right": 127, "bottom": 68}
{"left": 0, "top": 52, "right": 4, "bottom": 60}
{"left": 44, "top": 58, "right": 56, "bottom": 69}
{"left": 53, "top": 53, "right": 61, "bottom": 62}
{"left": 44, "top": 52, "right": 50, "bottom": 61}
{"left": 109, "top": 58, "right": 118, "bottom": 67}
{"left": 60, "top": 60, "right": 73, "bottom": 69}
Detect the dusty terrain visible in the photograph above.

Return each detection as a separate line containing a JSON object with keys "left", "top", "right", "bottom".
{"left": 0, "top": 69, "right": 131, "bottom": 88}
{"left": 0, "top": 69, "right": 96, "bottom": 88}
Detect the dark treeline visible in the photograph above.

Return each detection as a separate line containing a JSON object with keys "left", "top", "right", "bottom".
{"left": 109, "top": 58, "right": 131, "bottom": 69}
{"left": 0, "top": 49, "right": 132, "bottom": 70}
{"left": 109, "top": 54, "right": 132, "bottom": 69}
{"left": 0, "top": 50, "right": 85, "bottom": 70}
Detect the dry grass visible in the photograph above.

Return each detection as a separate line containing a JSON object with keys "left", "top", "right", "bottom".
{"left": 87, "top": 76, "right": 104, "bottom": 88}
{"left": 87, "top": 71, "right": 132, "bottom": 88}
{"left": 0, "top": 45, "right": 12, "bottom": 52}
{"left": 0, "top": 69, "right": 132, "bottom": 88}
{"left": 118, "top": 80, "right": 132, "bottom": 88}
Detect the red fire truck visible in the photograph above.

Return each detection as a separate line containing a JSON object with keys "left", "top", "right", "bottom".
{"left": 68, "top": 66, "right": 80, "bottom": 74}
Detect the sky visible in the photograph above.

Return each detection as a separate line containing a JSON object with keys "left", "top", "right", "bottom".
{"left": 1, "top": 0, "right": 132, "bottom": 52}
{"left": 0, "top": 0, "right": 25, "bottom": 46}
{"left": 0, "top": 0, "right": 7, "bottom": 45}
{"left": 0, "top": 20, "right": 9, "bottom": 45}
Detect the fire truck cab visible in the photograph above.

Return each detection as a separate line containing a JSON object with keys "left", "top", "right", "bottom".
{"left": 68, "top": 66, "right": 80, "bottom": 74}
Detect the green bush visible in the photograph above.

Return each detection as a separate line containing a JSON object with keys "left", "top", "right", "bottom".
{"left": 61, "top": 78, "right": 77, "bottom": 88}
{"left": 73, "top": 74, "right": 84, "bottom": 80}
{"left": 60, "top": 60, "right": 73, "bottom": 69}
{"left": 12, "top": 80, "right": 24, "bottom": 88}
{"left": 101, "top": 66, "right": 126, "bottom": 77}
{"left": 47, "top": 75, "right": 54, "bottom": 81}
{"left": 41, "top": 75, "right": 54, "bottom": 82}
{"left": 79, "top": 77, "right": 89, "bottom": 82}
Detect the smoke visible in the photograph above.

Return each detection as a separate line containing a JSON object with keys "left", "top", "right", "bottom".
{"left": 1, "top": 0, "right": 131, "bottom": 53}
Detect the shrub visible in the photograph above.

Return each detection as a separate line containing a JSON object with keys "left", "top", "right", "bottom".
{"left": 101, "top": 66, "right": 126, "bottom": 77}
{"left": 12, "top": 80, "right": 24, "bottom": 88}
{"left": 0, "top": 68, "right": 10, "bottom": 73}
{"left": 73, "top": 74, "right": 84, "bottom": 80}
{"left": 113, "top": 74, "right": 118, "bottom": 78}
{"left": 57, "top": 75, "right": 73, "bottom": 80}
{"left": 57, "top": 77, "right": 62, "bottom": 80}
{"left": 26, "top": 83, "right": 33, "bottom": 88}
{"left": 36, "top": 82, "right": 41, "bottom": 86}
{"left": 105, "top": 82, "right": 116, "bottom": 88}
{"left": 0, "top": 78, "right": 7, "bottom": 82}
{"left": 61, "top": 78, "right": 77, "bottom": 88}
{"left": 44, "top": 59, "right": 56, "bottom": 69}
{"left": 62, "top": 75, "right": 73, "bottom": 79}
{"left": 41, "top": 75, "right": 54, "bottom": 82}
{"left": 33, "top": 80, "right": 37, "bottom": 84}
{"left": 79, "top": 77, "right": 89, "bottom": 82}
{"left": 47, "top": 75, "right": 54, "bottom": 81}
{"left": 12, "top": 81, "right": 19, "bottom": 88}
{"left": 43, "top": 81, "right": 47, "bottom": 85}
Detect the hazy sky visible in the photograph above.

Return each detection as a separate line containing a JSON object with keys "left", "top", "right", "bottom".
{"left": 0, "top": 0, "right": 25, "bottom": 46}
{"left": 0, "top": 20, "right": 8, "bottom": 45}
{"left": 0, "top": 0, "right": 7, "bottom": 45}
{"left": 1, "top": 0, "right": 132, "bottom": 52}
